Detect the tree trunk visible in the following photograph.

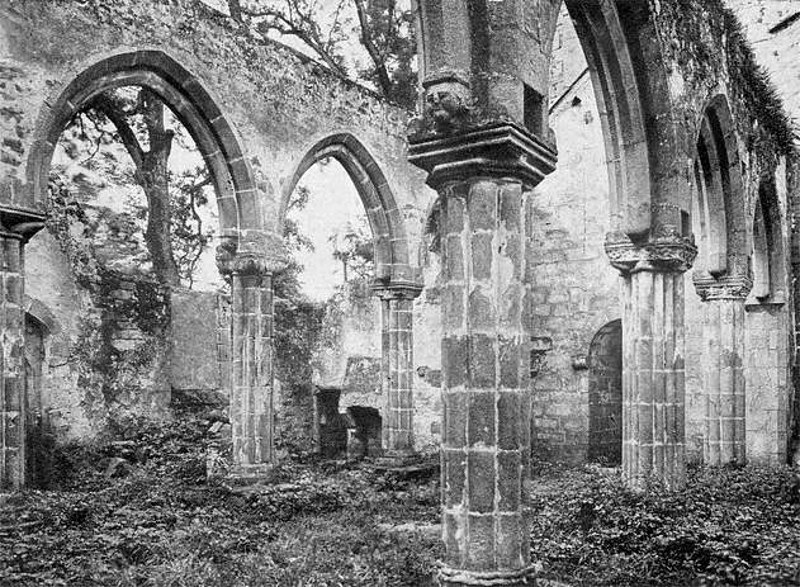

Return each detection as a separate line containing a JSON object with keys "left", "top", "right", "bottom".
{"left": 138, "top": 89, "right": 180, "bottom": 287}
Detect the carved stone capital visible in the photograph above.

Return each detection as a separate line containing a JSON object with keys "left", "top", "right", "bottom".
{"left": 371, "top": 279, "right": 423, "bottom": 301}
{"left": 216, "top": 233, "right": 289, "bottom": 277}
{"left": 408, "top": 121, "right": 557, "bottom": 190}
{"left": 693, "top": 273, "right": 753, "bottom": 301}
{"left": 0, "top": 205, "right": 46, "bottom": 243}
{"left": 604, "top": 228, "right": 697, "bottom": 275}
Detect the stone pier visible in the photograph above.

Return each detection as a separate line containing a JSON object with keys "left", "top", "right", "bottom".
{"left": 217, "top": 235, "right": 287, "bottom": 480}
{"left": 0, "top": 208, "right": 45, "bottom": 491}
{"left": 410, "top": 124, "right": 556, "bottom": 587}
{"left": 375, "top": 282, "right": 423, "bottom": 460}
{"left": 606, "top": 230, "right": 697, "bottom": 490}
{"left": 694, "top": 275, "right": 751, "bottom": 465}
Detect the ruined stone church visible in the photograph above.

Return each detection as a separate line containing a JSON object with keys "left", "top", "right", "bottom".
{"left": 1, "top": 0, "right": 799, "bottom": 584}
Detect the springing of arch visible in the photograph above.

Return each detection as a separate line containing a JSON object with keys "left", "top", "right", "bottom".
{"left": 26, "top": 49, "right": 263, "bottom": 240}
{"left": 690, "top": 94, "right": 748, "bottom": 279}
{"left": 279, "top": 133, "right": 412, "bottom": 285}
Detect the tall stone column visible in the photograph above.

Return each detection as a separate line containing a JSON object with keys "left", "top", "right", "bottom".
{"left": 410, "top": 124, "right": 556, "bottom": 587}
{"left": 694, "top": 275, "right": 751, "bottom": 466}
{"left": 606, "top": 230, "right": 697, "bottom": 490}
{"left": 217, "top": 235, "right": 287, "bottom": 480}
{"left": 374, "top": 282, "right": 423, "bottom": 460}
{"left": 0, "top": 208, "right": 45, "bottom": 491}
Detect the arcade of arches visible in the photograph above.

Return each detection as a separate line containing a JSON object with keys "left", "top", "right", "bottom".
{"left": 1, "top": 0, "right": 799, "bottom": 585}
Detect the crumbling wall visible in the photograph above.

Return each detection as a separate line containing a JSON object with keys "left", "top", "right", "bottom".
{"left": 1, "top": 0, "right": 434, "bottom": 444}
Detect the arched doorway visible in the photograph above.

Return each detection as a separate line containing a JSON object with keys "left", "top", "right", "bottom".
{"left": 587, "top": 320, "right": 622, "bottom": 465}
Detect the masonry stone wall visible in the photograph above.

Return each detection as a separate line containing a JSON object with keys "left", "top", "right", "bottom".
{"left": 300, "top": 277, "right": 443, "bottom": 453}
{"left": 521, "top": 3, "right": 798, "bottom": 465}
{"left": 526, "top": 10, "right": 619, "bottom": 463}
{"left": 1, "top": 0, "right": 435, "bottom": 443}
{"left": 2, "top": 0, "right": 797, "bottom": 468}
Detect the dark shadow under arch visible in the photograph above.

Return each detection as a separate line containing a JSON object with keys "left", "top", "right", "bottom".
{"left": 280, "top": 133, "right": 412, "bottom": 284}
{"left": 690, "top": 94, "right": 748, "bottom": 280}
{"left": 751, "top": 176, "right": 787, "bottom": 303}
{"left": 26, "top": 49, "right": 262, "bottom": 237}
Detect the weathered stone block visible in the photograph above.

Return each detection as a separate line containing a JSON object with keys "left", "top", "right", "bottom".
{"left": 471, "top": 233, "right": 493, "bottom": 280}
{"left": 467, "top": 392, "right": 495, "bottom": 446}
{"left": 468, "top": 334, "right": 495, "bottom": 389}
{"left": 467, "top": 452, "right": 495, "bottom": 513}
{"left": 443, "top": 392, "right": 467, "bottom": 448}
{"left": 443, "top": 337, "right": 467, "bottom": 388}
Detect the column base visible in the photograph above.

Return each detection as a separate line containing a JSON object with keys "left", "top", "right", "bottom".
{"left": 227, "top": 464, "right": 275, "bottom": 485}
{"left": 439, "top": 565, "right": 537, "bottom": 587}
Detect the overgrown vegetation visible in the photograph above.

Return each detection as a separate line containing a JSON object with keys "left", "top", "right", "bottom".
{"left": 1, "top": 415, "right": 440, "bottom": 586}
{"left": 531, "top": 461, "right": 800, "bottom": 586}
{"left": 5, "top": 418, "right": 800, "bottom": 586}
{"left": 657, "top": 0, "right": 798, "bottom": 155}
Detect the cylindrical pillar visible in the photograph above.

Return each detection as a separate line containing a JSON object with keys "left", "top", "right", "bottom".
{"left": 438, "top": 177, "right": 534, "bottom": 586}
{"left": 409, "top": 123, "right": 557, "bottom": 586}
{"left": 694, "top": 276, "right": 751, "bottom": 466}
{"left": 0, "top": 233, "right": 24, "bottom": 491}
{"left": 217, "top": 235, "right": 287, "bottom": 481}
{"left": 607, "top": 231, "right": 697, "bottom": 491}
{"left": 230, "top": 270, "right": 274, "bottom": 477}
{"left": 376, "top": 283, "right": 422, "bottom": 459}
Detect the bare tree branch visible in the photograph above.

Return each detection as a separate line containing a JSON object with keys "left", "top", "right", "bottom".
{"left": 353, "top": 0, "right": 393, "bottom": 97}
{"left": 87, "top": 94, "right": 145, "bottom": 171}
{"left": 244, "top": 2, "right": 349, "bottom": 78}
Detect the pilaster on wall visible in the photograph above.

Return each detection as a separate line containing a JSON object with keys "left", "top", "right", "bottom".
{"left": 693, "top": 275, "right": 752, "bottom": 466}
{"left": 409, "top": 123, "right": 556, "bottom": 587}
{"left": 605, "top": 229, "right": 697, "bottom": 491}
{"left": 745, "top": 301, "right": 790, "bottom": 465}
{"left": 216, "top": 234, "right": 287, "bottom": 480}
{"left": 373, "top": 281, "right": 423, "bottom": 460}
{"left": 0, "top": 207, "right": 46, "bottom": 491}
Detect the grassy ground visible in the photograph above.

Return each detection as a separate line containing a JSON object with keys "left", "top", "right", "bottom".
{"left": 2, "top": 417, "right": 800, "bottom": 586}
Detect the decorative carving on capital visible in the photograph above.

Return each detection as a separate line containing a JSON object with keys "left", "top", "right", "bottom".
{"left": 216, "top": 233, "right": 289, "bottom": 277}
{"left": 605, "top": 227, "right": 698, "bottom": 274}
{"left": 422, "top": 91, "right": 472, "bottom": 135}
{"left": 408, "top": 122, "right": 557, "bottom": 190}
{"left": 693, "top": 273, "right": 753, "bottom": 301}
{"left": 371, "top": 279, "right": 423, "bottom": 301}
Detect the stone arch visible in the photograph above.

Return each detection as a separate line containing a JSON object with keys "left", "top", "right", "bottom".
{"left": 690, "top": 94, "right": 748, "bottom": 278}
{"left": 563, "top": 1, "right": 652, "bottom": 235}
{"left": 26, "top": 48, "right": 262, "bottom": 237}
{"left": 587, "top": 319, "right": 623, "bottom": 465}
{"left": 280, "top": 133, "right": 412, "bottom": 284}
{"left": 686, "top": 95, "right": 751, "bottom": 467}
